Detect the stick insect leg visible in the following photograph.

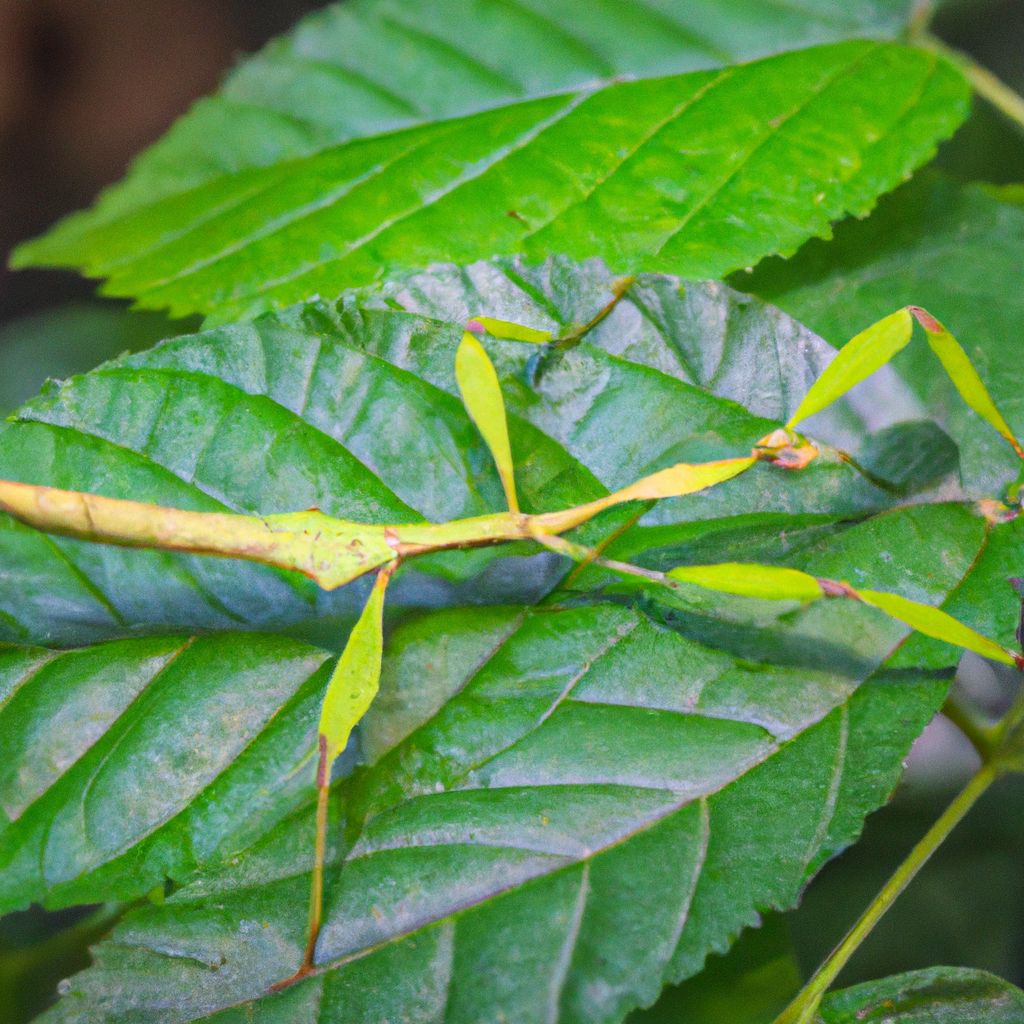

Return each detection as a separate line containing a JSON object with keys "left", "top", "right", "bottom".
{"left": 271, "top": 564, "right": 394, "bottom": 992}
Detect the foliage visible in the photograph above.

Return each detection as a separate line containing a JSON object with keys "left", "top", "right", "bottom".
{"left": 2, "top": 2, "right": 1024, "bottom": 1022}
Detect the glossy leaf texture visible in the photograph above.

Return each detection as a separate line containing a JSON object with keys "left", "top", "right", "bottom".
{"left": 0, "top": 634, "right": 332, "bottom": 913}
{"left": 818, "top": 967, "right": 1024, "bottom": 1022}
{"left": 13, "top": 42, "right": 968, "bottom": 322}
{"left": 746, "top": 172, "right": 1024, "bottom": 496}
{"left": 23, "top": 0, "right": 918, "bottom": 228}
{"left": 26, "top": 586, "right": 949, "bottom": 1023}
{"left": 3, "top": 466, "right": 1014, "bottom": 1018}
{"left": 0, "top": 258, "right": 921, "bottom": 648}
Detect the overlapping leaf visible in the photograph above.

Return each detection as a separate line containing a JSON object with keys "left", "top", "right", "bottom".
{"left": 23, "top": 576, "right": 949, "bottom": 1022}
{"left": 2, "top": 260, "right": 1021, "bottom": 1020}
{"left": 13, "top": 42, "right": 968, "bottom": 322}
{"left": 0, "top": 259, "right": 916, "bottom": 648}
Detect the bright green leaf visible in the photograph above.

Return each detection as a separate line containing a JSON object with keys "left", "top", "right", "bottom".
{"left": 786, "top": 309, "right": 912, "bottom": 429}
{"left": 910, "top": 306, "right": 1024, "bottom": 459}
{"left": 472, "top": 316, "right": 553, "bottom": 345}
{"left": 18, "top": 0, "right": 924, "bottom": 240}
{"left": 14, "top": 43, "right": 968, "bottom": 322}
{"left": 857, "top": 588, "right": 1018, "bottom": 666}
{"left": 668, "top": 563, "right": 824, "bottom": 601}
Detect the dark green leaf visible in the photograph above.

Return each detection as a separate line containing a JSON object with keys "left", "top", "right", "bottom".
{"left": 0, "top": 259, "right": 911, "bottom": 647}
{"left": 819, "top": 967, "right": 1024, "bottom": 1022}
{"left": 27, "top": 589, "right": 947, "bottom": 1022}
{"left": 14, "top": 43, "right": 968, "bottom": 321}
{"left": 2, "top": 260, "right": 1018, "bottom": 1023}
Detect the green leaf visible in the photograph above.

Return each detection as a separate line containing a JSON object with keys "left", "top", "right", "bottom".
{"left": 3, "top": 262, "right": 1019, "bottom": 1021}
{"left": 0, "top": 634, "right": 332, "bottom": 912}
{"left": 745, "top": 172, "right": 1024, "bottom": 497}
{"left": 909, "top": 307, "right": 1023, "bottom": 459}
{"left": 857, "top": 589, "right": 1018, "bottom": 666}
{"left": 24, "top": 593, "right": 948, "bottom": 1023}
{"left": 819, "top": 967, "right": 1024, "bottom": 1022}
{"left": 13, "top": 43, "right": 968, "bottom": 322}
{"left": 668, "top": 563, "right": 823, "bottom": 601}
{"left": 18, "top": 0, "right": 922, "bottom": 235}
{"left": 0, "top": 259, "right": 916, "bottom": 647}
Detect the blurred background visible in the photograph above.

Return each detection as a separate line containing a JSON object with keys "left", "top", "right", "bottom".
{"left": 0, "top": 1, "right": 1022, "bottom": 1021}
{"left": 0, "top": 0, "right": 323, "bottom": 411}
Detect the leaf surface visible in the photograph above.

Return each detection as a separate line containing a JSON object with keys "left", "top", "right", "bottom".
{"left": 0, "top": 260, "right": 914, "bottom": 647}
{"left": 819, "top": 967, "right": 1024, "bottom": 1023}
{"left": 15, "top": 0, "right": 919, "bottom": 236}
{"left": 1, "top": 265, "right": 1019, "bottom": 1021}
{"left": 13, "top": 43, "right": 968, "bottom": 321}
{"left": 25, "top": 584, "right": 948, "bottom": 1022}
{"left": 0, "top": 634, "right": 332, "bottom": 912}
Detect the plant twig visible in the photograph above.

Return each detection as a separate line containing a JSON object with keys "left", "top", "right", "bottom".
{"left": 942, "top": 689, "right": 998, "bottom": 761}
{"left": 772, "top": 765, "right": 998, "bottom": 1024}
{"left": 918, "top": 32, "right": 1024, "bottom": 134}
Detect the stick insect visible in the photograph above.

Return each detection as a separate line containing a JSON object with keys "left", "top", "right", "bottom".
{"left": 0, "top": 302, "right": 1021, "bottom": 991}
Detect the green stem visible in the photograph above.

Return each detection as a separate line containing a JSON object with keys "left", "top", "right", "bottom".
{"left": 942, "top": 690, "right": 998, "bottom": 761}
{"left": 992, "top": 669, "right": 1024, "bottom": 766}
{"left": 773, "top": 766, "right": 997, "bottom": 1024}
{"left": 918, "top": 32, "right": 1024, "bottom": 133}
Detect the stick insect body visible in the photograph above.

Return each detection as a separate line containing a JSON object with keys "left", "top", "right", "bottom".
{"left": 1, "top": 302, "right": 1021, "bottom": 990}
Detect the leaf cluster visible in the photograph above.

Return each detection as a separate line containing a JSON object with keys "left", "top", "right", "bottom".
{"left": 2, "top": 2, "right": 1024, "bottom": 1022}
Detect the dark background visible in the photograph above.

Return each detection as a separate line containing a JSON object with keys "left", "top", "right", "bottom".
{"left": 0, "top": 1, "right": 1022, "bottom": 1021}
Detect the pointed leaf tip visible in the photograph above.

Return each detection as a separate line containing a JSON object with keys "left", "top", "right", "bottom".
{"left": 858, "top": 589, "right": 1018, "bottom": 666}
{"left": 455, "top": 330, "right": 520, "bottom": 512}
